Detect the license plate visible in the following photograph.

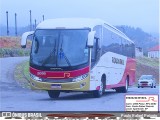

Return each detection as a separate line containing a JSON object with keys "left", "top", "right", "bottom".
{"left": 142, "top": 84, "right": 147, "bottom": 86}
{"left": 51, "top": 84, "right": 61, "bottom": 89}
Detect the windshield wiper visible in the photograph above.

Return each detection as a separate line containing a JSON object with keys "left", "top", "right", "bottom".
{"left": 41, "top": 39, "right": 57, "bottom": 66}
{"left": 59, "top": 39, "right": 71, "bottom": 67}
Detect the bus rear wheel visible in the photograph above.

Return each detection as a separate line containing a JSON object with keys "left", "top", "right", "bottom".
{"left": 48, "top": 90, "right": 60, "bottom": 99}
{"left": 116, "top": 78, "right": 129, "bottom": 93}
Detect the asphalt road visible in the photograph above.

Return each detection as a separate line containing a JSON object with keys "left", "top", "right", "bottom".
{"left": 0, "top": 57, "right": 159, "bottom": 111}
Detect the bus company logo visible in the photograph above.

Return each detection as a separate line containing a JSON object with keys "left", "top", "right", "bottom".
{"left": 37, "top": 71, "right": 46, "bottom": 76}
{"left": 64, "top": 72, "right": 71, "bottom": 78}
{"left": 136, "top": 97, "right": 158, "bottom": 102}
{"left": 112, "top": 57, "right": 124, "bottom": 65}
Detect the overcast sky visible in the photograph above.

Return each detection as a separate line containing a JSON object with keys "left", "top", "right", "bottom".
{"left": 0, "top": 0, "right": 159, "bottom": 33}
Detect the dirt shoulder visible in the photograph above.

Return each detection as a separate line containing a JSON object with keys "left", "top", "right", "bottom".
{"left": 0, "top": 36, "right": 31, "bottom": 57}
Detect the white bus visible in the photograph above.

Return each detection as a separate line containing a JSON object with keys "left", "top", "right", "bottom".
{"left": 21, "top": 18, "right": 136, "bottom": 98}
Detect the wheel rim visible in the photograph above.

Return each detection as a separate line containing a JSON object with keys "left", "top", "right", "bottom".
{"left": 99, "top": 81, "right": 103, "bottom": 95}
{"left": 125, "top": 79, "right": 128, "bottom": 90}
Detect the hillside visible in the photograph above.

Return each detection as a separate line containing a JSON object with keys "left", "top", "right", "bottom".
{"left": 136, "top": 57, "right": 159, "bottom": 84}
{"left": 116, "top": 25, "right": 158, "bottom": 55}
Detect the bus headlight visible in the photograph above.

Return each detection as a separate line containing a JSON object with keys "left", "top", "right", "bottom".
{"left": 30, "top": 73, "right": 42, "bottom": 82}
{"left": 72, "top": 73, "right": 88, "bottom": 82}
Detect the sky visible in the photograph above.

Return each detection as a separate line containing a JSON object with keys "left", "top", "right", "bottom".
{"left": 0, "top": 0, "right": 159, "bottom": 33}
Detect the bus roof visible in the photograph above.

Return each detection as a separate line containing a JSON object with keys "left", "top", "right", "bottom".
{"left": 36, "top": 18, "right": 133, "bottom": 43}
{"left": 36, "top": 18, "right": 104, "bottom": 29}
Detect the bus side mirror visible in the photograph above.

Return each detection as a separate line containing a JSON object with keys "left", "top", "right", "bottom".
{"left": 87, "top": 31, "right": 96, "bottom": 48}
{"left": 21, "top": 31, "right": 34, "bottom": 48}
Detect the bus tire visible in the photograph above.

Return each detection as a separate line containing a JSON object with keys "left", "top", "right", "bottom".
{"left": 48, "top": 90, "right": 60, "bottom": 99}
{"left": 93, "top": 78, "right": 105, "bottom": 98}
{"left": 116, "top": 77, "right": 129, "bottom": 93}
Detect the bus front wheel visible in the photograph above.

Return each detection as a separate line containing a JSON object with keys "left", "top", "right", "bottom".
{"left": 48, "top": 90, "right": 60, "bottom": 99}
{"left": 93, "top": 79, "right": 105, "bottom": 98}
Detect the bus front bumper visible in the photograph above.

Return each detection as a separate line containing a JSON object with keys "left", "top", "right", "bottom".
{"left": 29, "top": 76, "right": 90, "bottom": 91}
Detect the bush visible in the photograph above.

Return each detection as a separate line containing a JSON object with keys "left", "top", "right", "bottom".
{"left": 0, "top": 48, "right": 30, "bottom": 57}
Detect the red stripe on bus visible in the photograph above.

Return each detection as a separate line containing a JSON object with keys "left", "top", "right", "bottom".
{"left": 30, "top": 66, "right": 89, "bottom": 79}
{"left": 106, "top": 58, "right": 136, "bottom": 89}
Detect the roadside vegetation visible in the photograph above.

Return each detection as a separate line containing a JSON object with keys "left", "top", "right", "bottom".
{"left": 136, "top": 56, "right": 159, "bottom": 69}
{"left": 14, "top": 61, "right": 31, "bottom": 89}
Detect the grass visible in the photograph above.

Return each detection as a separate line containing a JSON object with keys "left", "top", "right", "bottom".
{"left": 14, "top": 60, "right": 31, "bottom": 89}
{"left": 23, "top": 61, "right": 30, "bottom": 80}
{"left": 0, "top": 48, "right": 30, "bottom": 57}
{"left": 136, "top": 56, "right": 159, "bottom": 69}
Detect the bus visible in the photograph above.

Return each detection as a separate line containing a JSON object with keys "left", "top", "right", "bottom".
{"left": 21, "top": 18, "right": 136, "bottom": 98}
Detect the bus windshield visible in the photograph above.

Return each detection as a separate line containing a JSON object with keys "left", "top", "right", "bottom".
{"left": 31, "top": 29, "right": 89, "bottom": 68}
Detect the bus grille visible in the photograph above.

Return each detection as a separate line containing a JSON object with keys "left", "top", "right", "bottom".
{"left": 42, "top": 78, "right": 73, "bottom": 83}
